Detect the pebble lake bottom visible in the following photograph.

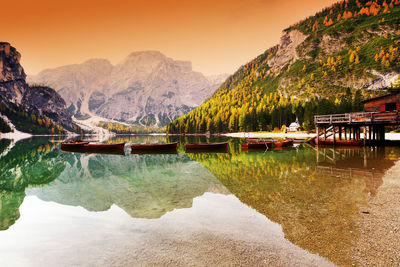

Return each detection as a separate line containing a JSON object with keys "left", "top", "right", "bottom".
{"left": 0, "top": 136, "right": 399, "bottom": 266}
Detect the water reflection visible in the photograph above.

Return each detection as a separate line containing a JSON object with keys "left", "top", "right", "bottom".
{"left": 187, "top": 145, "right": 400, "bottom": 266}
{"left": 0, "top": 138, "right": 65, "bottom": 230}
{"left": 1, "top": 137, "right": 399, "bottom": 266}
{"left": 28, "top": 152, "right": 227, "bottom": 219}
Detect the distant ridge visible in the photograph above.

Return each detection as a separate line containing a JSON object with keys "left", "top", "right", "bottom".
{"left": 29, "top": 51, "right": 228, "bottom": 126}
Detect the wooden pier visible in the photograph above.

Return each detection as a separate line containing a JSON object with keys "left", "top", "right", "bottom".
{"left": 314, "top": 111, "right": 400, "bottom": 146}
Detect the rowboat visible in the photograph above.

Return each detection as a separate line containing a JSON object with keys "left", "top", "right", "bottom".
{"left": 61, "top": 140, "right": 89, "bottom": 149}
{"left": 317, "top": 139, "right": 362, "bottom": 146}
{"left": 241, "top": 141, "right": 273, "bottom": 149}
{"left": 293, "top": 139, "right": 308, "bottom": 144}
{"left": 131, "top": 142, "right": 178, "bottom": 151}
{"left": 273, "top": 139, "right": 294, "bottom": 147}
{"left": 85, "top": 143, "right": 126, "bottom": 151}
{"left": 185, "top": 142, "right": 228, "bottom": 150}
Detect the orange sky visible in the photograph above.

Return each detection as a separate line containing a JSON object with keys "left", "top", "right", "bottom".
{"left": 3, "top": 0, "right": 337, "bottom": 75}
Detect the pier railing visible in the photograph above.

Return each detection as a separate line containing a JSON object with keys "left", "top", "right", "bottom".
{"left": 314, "top": 111, "right": 400, "bottom": 125}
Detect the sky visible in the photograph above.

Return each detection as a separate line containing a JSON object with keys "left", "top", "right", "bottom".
{"left": 3, "top": 0, "right": 338, "bottom": 76}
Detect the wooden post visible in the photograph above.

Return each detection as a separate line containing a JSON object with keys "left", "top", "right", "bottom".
{"left": 316, "top": 126, "right": 319, "bottom": 146}
{"left": 339, "top": 126, "right": 342, "bottom": 140}
{"left": 324, "top": 127, "right": 327, "bottom": 140}
{"left": 363, "top": 126, "right": 366, "bottom": 146}
{"left": 369, "top": 126, "right": 372, "bottom": 142}
{"left": 373, "top": 126, "right": 376, "bottom": 142}
{"left": 333, "top": 126, "right": 336, "bottom": 146}
{"left": 364, "top": 148, "right": 367, "bottom": 168}
{"left": 380, "top": 126, "right": 385, "bottom": 144}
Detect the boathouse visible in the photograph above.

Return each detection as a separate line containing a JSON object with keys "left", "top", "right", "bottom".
{"left": 363, "top": 93, "right": 400, "bottom": 112}
{"left": 314, "top": 91, "right": 400, "bottom": 146}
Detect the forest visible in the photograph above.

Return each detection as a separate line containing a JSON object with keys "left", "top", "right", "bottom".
{"left": 0, "top": 104, "right": 78, "bottom": 134}
{"left": 167, "top": 0, "right": 400, "bottom": 134}
{"left": 167, "top": 89, "right": 365, "bottom": 133}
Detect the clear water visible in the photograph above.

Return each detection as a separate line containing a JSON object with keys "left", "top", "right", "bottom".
{"left": 0, "top": 136, "right": 399, "bottom": 266}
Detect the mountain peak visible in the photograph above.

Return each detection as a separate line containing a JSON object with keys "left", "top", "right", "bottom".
{"left": 125, "top": 50, "right": 167, "bottom": 60}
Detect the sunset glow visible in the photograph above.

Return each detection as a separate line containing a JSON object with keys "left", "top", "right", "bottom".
{"left": 4, "top": 0, "right": 337, "bottom": 75}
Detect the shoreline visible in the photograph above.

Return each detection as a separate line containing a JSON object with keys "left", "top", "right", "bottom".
{"left": 222, "top": 131, "right": 400, "bottom": 141}
{"left": 2, "top": 130, "right": 400, "bottom": 141}
{"left": 351, "top": 160, "right": 400, "bottom": 264}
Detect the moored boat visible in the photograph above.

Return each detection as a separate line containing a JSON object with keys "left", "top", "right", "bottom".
{"left": 131, "top": 142, "right": 178, "bottom": 151}
{"left": 241, "top": 141, "right": 272, "bottom": 149}
{"left": 85, "top": 143, "right": 126, "bottom": 151}
{"left": 272, "top": 139, "right": 294, "bottom": 147}
{"left": 185, "top": 142, "right": 228, "bottom": 150}
{"left": 60, "top": 140, "right": 89, "bottom": 149}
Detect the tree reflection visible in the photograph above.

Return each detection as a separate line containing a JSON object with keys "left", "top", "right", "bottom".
{"left": 187, "top": 145, "right": 399, "bottom": 266}
{"left": 0, "top": 138, "right": 66, "bottom": 230}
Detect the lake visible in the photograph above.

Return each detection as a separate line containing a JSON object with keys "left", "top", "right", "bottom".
{"left": 0, "top": 136, "right": 399, "bottom": 266}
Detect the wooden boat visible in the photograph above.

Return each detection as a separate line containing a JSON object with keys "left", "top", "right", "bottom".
{"left": 85, "top": 143, "right": 125, "bottom": 151}
{"left": 185, "top": 142, "right": 228, "bottom": 150}
{"left": 61, "top": 140, "right": 89, "bottom": 149}
{"left": 293, "top": 138, "right": 308, "bottom": 144}
{"left": 317, "top": 139, "right": 362, "bottom": 146}
{"left": 131, "top": 142, "right": 178, "bottom": 151}
{"left": 241, "top": 141, "right": 272, "bottom": 149}
{"left": 272, "top": 139, "right": 294, "bottom": 147}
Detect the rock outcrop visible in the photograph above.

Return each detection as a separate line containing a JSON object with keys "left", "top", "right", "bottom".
{"left": 267, "top": 30, "right": 308, "bottom": 72}
{"left": 29, "top": 51, "right": 228, "bottom": 126}
{"left": 0, "top": 42, "right": 76, "bottom": 132}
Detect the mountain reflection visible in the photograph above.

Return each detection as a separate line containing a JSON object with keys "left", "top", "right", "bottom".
{"left": 187, "top": 145, "right": 400, "bottom": 266}
{"left": 0, "top": 137, "right": 228, "bottom": 229}
{"left": 28, "top": 152, "right": 227, "bottom": 219}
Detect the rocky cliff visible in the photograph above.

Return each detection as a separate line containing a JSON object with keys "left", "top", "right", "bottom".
{"left": 29, "top": 51, "right": 228, "bottom": 126}
{"left": 0, "top": 42, "right": 77, "bottom": 133}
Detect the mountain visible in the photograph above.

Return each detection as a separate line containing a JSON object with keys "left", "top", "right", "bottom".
{"left": 0, "top": 42, "right": 79, "bottom": 134}
{"left": 167, "top": 0, "right": 400, "bottom": 134}
{"left": 29, "top": 51, "right": 228, "bottom": 126}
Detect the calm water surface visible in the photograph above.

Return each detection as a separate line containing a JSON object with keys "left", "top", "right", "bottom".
{"left": 0, "top": 136, "right": 399, "bottom": 266}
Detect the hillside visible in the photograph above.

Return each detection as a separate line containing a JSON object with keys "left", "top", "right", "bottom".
{"left": 0, "top": 42, "right": 81, "bottom": 135}
{"left": 167, "top": 0, "right": 400, "bottom": 133}
{"left": 29, "top": 52, "right": 228, "bottom": 127}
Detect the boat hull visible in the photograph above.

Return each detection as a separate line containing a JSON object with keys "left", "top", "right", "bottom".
{"left": 273, "top": 140, "right": 294, "bottom": 147}
{"left": 60, "top": 142, "right": 89, "bottom": 149}
{"left": 85, "top": 143, "right": 126, "bottom": 151}
{"left": 241, "top": 142, "right": 272, "bottom": 149}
